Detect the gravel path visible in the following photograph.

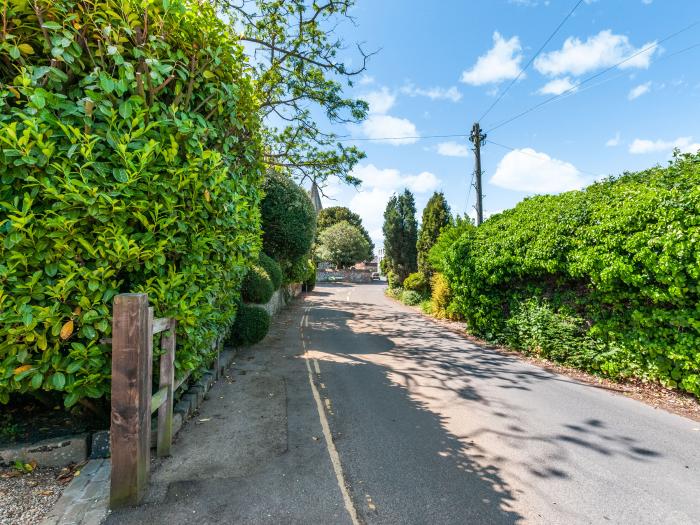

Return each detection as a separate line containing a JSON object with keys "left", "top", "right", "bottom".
{"left": 0, "top": 466, "right": 67, "bottom": 525}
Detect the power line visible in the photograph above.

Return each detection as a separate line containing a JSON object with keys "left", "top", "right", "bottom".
{"left": 485, "top": 20, "right": 700, "bottom": 134}
{"left": 337, "top": 133, "right": 468, "bottom": 142}
{"left": 478, "top": 0, "right": 585, "bottom": 123}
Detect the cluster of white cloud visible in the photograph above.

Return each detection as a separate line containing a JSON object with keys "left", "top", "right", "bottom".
{"left": 436, "top": 141, "right": 470, "bottom": 158}
{"left": 490, "top": 148, "right": 587, "bottom": 193}
{"left": 538, "top": 77, "right": 577, "bottom": 96}
{"left": 629, "top": 136, "right": 700, "bottom": 154}
{"left": 461, "top": 32, "right": 523, "bottom": 86}
{"left": 355, "top": 87, "right": 418, "bottom": 145}
{"left": 628, "top": 81, "right": 651, "bottom": 100}
{"left": 400, "top": 83, "right": 462, "bottom": 102}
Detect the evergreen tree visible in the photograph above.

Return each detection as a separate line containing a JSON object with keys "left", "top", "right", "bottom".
{"left": 382, "top": 189, "right": 418, "bottom": 282}
{"left": 417, "top": 192, "right": 452, "bottom": 278}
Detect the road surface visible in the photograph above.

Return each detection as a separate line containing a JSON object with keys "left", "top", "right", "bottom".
{"left": 109, "top": 282, "right": 700, "bottom": 524}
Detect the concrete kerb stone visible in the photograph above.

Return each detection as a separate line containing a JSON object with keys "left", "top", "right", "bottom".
{"left": 0, "top": 434, "right": 90, "bottom": 468}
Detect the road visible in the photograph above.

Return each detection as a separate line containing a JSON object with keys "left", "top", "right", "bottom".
{"left": 301, "top": 283, "right": 700, "bottom": 524}
{"left": 109, "top": 282, "right": 700, "bottom": 525}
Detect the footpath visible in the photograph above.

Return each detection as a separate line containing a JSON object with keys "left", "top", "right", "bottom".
{"left": 106, "top": 297, "right": 351, "bottom": 525}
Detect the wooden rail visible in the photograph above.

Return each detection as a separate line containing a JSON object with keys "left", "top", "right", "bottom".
{"left": 110, "top": 294, "right": 177, "bottom": 509}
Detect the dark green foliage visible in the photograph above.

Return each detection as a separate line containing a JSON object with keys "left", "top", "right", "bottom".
{"left": 0, "top": 0, "right": 263, "bottom": 406}
{"left": 442, "top": 153, "right": 700, "bottom": 396}
{"left": 417, "top": 192, "right": 451, "bottom": 278}
{"left": 316, "top": 221, "right": 371, "bottom": 268}
{"left": 387, "top": 271, "right": 402, "bottom": 290}
{"left": 284, "top": 254, "right": 313, "bottom": 285}
{"left": 229, "top": 305, "right": 270, "bottom": 346}
{"left": 382, "top": 189, "right": 418, "bottom": 283}
{"left": 258, "top": 253, "right": 283, "bottom": 290}
{"left": 303, "top": 259, "right": 317, "bottom": 292}
{"left": 400, "top": 290, "right": 423, "bottom": 306}
{"left": 261, "top": 173, "right": 317, "bottom": 264}
{"left": 428, "top": 216, "right": 475, "bottom": 274}
{"left": 317, "top": 206, "right": 374, "bottom": 255}
{"left": 241, "top": 266, "right": 275, "bottom": 304}
{"left": 402, "top": 272, "right": 429, "bottom": 295}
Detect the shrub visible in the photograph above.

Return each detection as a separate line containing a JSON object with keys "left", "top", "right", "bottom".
{"left": 430, "top": 273, "right": 452, "bottom": 318}
{"left": 443, "top": 152, "right": 700, "bottom": 396}
{"left": 303, "top": 259, "right": 317, "bottom": 292}
{"left": 386, "top": 287, "right": 403, "bottom": 300}
{"left": 0, "top": 0, "right": 263, "bottom": 406}
{"left": 258, "top": 253, "right": 283, "bottom": 290}
{"left": 403, "top": 272, "right": 429, "bottom": 295}
{"left": 387, "top": 271, "right": 402, "bottom": 290}
{"left": 261, "top": 173, "right": 316, "bottom": 264}
{"left": 316, "top": 221, "right": 371, "bottom": 268}
{"left": 284, "top": 254, "right": 314, "bottom": 285}
{"left": 241, "top": 266, "right": 275, "bottom": 304}
{"left": 229, "top": 305, "right": 270, "bottom": 346}
{"left": 401, "top": 290, "right": 423, "bottom": 306}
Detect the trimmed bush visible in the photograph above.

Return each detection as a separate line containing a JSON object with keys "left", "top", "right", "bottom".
{"left": 258, "top": 253, "right": 283, "bottom": 290}
{"left": 261, "top": 173, "right": 316, "bottom": 264}
{"left": 303, "top": 259, "right": 317, "bottom": 292}
{"left": 229, "top": 305, "right": 270, "bottom": 346}
{"left": 429, "top": 273, "right": 453, "bottom": 319}
{"left": 242, "top": 266, "right": 275, "bottom": 304}
{"left": 403, "top": 272, "right": 429, "bottom": 295}
{"left": 0, "top": 0, "right": 263, "bottom": 406}
{"left": 442, "top": 152, "right": 700, "bottom": 396}
{"left": 401, "top": 290, "right": 423, "bottom": 306}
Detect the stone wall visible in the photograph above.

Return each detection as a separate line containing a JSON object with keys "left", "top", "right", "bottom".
{"left": 316, "top": 269, "right": 373, "bottom": 283}
{"left": 258, "top": 283, "right": 302, "bottom": 316}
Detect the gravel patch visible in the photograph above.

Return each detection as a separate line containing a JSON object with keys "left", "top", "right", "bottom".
{"left": 0, "top": 465, "right": 73, "bottom": 525}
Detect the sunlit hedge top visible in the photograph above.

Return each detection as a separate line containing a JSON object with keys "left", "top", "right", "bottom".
{"left": 0, "top": 0, "right": 264, "bottom": 406}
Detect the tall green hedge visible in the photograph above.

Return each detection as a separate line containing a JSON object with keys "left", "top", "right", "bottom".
{"left": 0, "top": 0, "right": 263, "bottom": 406}
{"left": 442, "top": 152, "right": 700, "bottom": 396}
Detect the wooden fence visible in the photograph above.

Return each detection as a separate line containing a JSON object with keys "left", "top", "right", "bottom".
{"left": 109, "top": 293, "right": 182, "bottom": 508}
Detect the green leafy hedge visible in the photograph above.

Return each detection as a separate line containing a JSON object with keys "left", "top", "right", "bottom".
{"left": 442, "top": 152, "right": 700, "bottom": 396}
{"left": 402, "top": 272, "right": 428, "bottom": 295}
{"left": 241, "top": 266, "right": 274, "bottom": 305}
{"left": 0, "top": 0, "right": 263, "bottom": 406}
{"left": 258, "top": 253, "right": 283, "bottom": 290}
{"left": 229, "top": 305, "right": 270, "bottom": 346}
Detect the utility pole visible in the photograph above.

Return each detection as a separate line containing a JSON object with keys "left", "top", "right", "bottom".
{"left": 469, "top": 122, "right": 486, "bottom": 226}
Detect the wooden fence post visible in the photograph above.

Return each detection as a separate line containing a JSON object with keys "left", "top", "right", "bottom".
{"left": 110, "top": 293, "right": 152, "bottom": 508}
{"left": 157, "top": 318, "right": 176, "bottom": 457}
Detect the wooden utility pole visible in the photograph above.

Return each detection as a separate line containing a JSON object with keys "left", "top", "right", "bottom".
{"left": 470, "top": 122, "right": 486, "bottom": 225}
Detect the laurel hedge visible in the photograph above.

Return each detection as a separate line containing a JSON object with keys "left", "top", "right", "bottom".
{"left": 442, "top": 152, "right": 700, "bottom": 396}
{"left": 0, "top": 0, "right": 263, "bottom": 406}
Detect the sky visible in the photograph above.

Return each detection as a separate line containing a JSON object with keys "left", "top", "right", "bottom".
{"left": 313, "top": 0, "right": 700, "bottom": 251}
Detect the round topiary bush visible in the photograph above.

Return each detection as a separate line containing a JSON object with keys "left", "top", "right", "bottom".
{"left": 261, "top": 173, "right": 317, "bottom": 264}
{"left": 241, "top": 266, "right": 274, "bottom": 304}
{"left": 229, "top": 305, "right": 270, "bottom": 346}
{"left": 258, "top": 253, "right": 283, "bottom": 290}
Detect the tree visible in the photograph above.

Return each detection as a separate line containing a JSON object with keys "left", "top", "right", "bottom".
{"left": 317, "top": 206, "right": 375, "bottom": 256}
{"left": 214, "top": 0, "right": 374, "bottom": 189}
{"left": 417, "top": 192, "right": 452, "bottom": 278}
{"left": 382, "top": 189, "right": 418, "bottom": 282}
{"left": 316, "top": 221, "right": 371, "bottom": 269}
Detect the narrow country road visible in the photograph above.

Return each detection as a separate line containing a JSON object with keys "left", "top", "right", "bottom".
{"left": 302, "top": 283, "right": 700, "bottom": 524}
{"left": 109, "top": 282, "right": 700, "bottom": 525}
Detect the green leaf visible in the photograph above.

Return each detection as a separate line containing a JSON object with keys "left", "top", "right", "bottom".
{"left": 52, "top": 372, "right": 66, "bottom": 390}
{"left": 31, "top": 373, "right": 44, "bottom": 389}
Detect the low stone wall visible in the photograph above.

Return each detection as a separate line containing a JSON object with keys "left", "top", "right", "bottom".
{"left": 317, "top": 269, "right": 373, "bottom": 283}
{"left": 258, "top": 283, "right": 302, "bottom": 316}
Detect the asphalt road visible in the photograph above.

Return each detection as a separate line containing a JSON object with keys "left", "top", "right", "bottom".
{"left": 304, "top": 282, "right": 700, "bottom": 524}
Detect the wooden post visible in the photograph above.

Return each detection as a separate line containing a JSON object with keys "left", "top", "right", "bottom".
{"left": 110, "top": 294, "right": 152, "bottom": 508}
{"left": 157, "top": 318, "right": 176, "bottom": 457}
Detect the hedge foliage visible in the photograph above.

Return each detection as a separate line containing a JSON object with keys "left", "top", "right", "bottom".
{"left": 402, "top": 272, "right": 428, "bottom": 295}
{"left": 258, "top": 253, "right": 282, "bottom": 290}
{"left": 442, "top": 153, "right": 700, "bottom": 396}
{"left": 241, "top": 266, "right": 274, "bottom": 305}
{"left": 229, "top": 305, "right": 270, "bottom": 346}
{"left": 0, "top": 0, "right": 263, "bottom": 406}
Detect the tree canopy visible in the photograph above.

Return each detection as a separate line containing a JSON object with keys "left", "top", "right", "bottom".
{"left": 214, "top": 0, "right": 373, "bottom": 189}
{"left": 316, "top": 221, "right": 371, "bottom": 269}
{"left": 417, "top": 192, "right": 452, "bottom": 278}
{"left": 382, "top": 189, "right": 418, "bottom": 282}
{"left": 317, "top": 206, "right": 374, "bottom": 256}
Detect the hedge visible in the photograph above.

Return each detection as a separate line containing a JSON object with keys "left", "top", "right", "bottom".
{"left": 229, "top": 305, "right": 271, "bottom": 346}
{"left": 442, "top": 152, "right": 700, "bottom": 396}
{"left": 241, "top": 266, "right": 275, "bottom": 305}
{"left": 0, "top": 0, "right": 263, "bottom": 406}
{"left": 258, "top": 253, "right": 283, "bottom": 290}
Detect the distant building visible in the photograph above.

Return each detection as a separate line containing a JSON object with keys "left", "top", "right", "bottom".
{"left": 309, "top": 182, "right": 323, "bottom": 214}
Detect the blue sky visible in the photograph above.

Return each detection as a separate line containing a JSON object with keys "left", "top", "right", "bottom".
{"left": 316, "top": 0, "right": 700, "bottom": 249}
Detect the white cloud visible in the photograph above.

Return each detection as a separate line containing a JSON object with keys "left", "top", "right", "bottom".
{"left": 436, "top": 141, "right": 470, "bottom": 158}
{"left": 400, "top": 83, "right": 462, "bottom": 102}
{"left": 460, "top": 32, "right": 523, "bottom": 85}
{"left": 347, "top": 164, "right": 441, "bottom": 245}
{"left": 538, "top": 77, "right": 577, "bottom": 96}
{"left": 534, "top": 30, "right": 658, "bottom": 77}
{"left": 629, "top": 136, "right": 700, "bottom": 154}
{"left": 359, "top": 114, "right": 418, "bottom": 145}
{"left": 606, "top": 131, "right": 621, "bottom": 147}
{"left": 358, "top": 74, "right": 375, "bottom": 85}
{"left": 491, "top": 148, "right": 586, "bottom": 193}
{"left": 362, "top": 87, "right": 396, "bottom": 114}
{"left": 628, "top": 81, "right": 651, "bottom": 100}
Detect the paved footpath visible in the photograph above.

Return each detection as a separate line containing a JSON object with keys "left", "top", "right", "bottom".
{"left": 109, "top": 283, "right": 700, "bottom": 524}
